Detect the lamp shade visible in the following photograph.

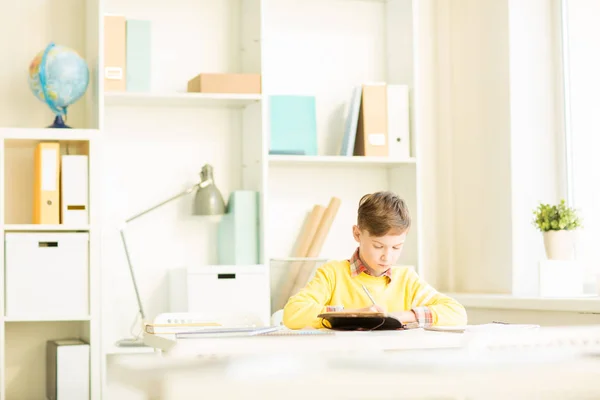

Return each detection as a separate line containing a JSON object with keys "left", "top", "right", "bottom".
{"left": 193, "top": 164, "right": 226, "bottom": 215}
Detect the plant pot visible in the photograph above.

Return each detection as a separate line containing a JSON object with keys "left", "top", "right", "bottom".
{"left": 542, "top": 230, "right": 576, "bottom": 260}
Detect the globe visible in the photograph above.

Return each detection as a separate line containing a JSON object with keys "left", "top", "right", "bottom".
{"left": 28, "top": 42, "right": 90, "bottom": 128}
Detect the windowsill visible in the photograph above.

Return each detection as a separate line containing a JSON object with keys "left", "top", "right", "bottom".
{"left": 446, "top": 292, "right": 600, "bottom": 313}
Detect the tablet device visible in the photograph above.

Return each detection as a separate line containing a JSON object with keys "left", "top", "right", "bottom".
{"left": 317, "top": 312, "right": 408, "bottom": 331}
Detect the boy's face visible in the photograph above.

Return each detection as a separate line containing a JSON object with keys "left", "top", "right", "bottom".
{"left": 352, "top": 225, "right": 407, "bottom": 276}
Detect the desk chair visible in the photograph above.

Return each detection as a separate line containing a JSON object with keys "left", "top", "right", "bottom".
{"left": 271, "top": 310, "right": 284, "bottom": 326}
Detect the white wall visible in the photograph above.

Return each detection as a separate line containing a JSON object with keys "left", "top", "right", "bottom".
{"left": 565, "top": 0, "right": 600, "bottom": 277}
{"left": 411, "top": 0, "right": 441, "bottom": 285}
{"left": 508, "top": 0, "right": 563, "bottom": 295}
{"left": 432, "top": 0, "right": 565, "bottom": 294}
{"left": 438, "top": 0, "right": 514, "bottom": 293}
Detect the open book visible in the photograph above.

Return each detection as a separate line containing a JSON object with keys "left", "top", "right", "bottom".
{"left": 317, "top": 312, "right": 419, "bottom": 331}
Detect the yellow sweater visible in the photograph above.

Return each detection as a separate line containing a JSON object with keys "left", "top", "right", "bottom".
{"left": 283, "top": 260, "right": 467, "bottom": 329}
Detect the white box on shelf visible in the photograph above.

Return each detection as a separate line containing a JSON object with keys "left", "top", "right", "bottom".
{"left": 539, "top": 260, "right": 584, "bottom": 297}
{"left": 60, "top": 155, "right": 89, "bottom": 225}
{"left": 5, "top": 232, "right": 89, "bottom": 318}
{"left": 169, "top": 265, "right": 270, "bottom": 326}
{"left": 46, "top": 339, "right": 90, "bottom": 400}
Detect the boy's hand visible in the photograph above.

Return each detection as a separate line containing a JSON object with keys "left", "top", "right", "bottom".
{"left": 390, "top": 311, "right": 417, "bottom": 323}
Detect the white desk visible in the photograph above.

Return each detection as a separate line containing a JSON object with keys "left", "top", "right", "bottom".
{"left": 112, "top": 325, "right": 600, "bottom": 399}
{"left": 113, "top": 344, "right": 600, "bottom": 399}
{"left": 143, "top": 328, "right": 466, "bottom": 357}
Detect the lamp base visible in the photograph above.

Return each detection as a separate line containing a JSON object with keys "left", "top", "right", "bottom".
{"left": 115, "top": 337, "right": 147, "bottom": 347}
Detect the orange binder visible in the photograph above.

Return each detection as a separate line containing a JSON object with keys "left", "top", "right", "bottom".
{"left": 33, "top": 142, "right": 60, "bottom": 224}
{"left": 354, "top": 84, "right": 389, "bottom": 157}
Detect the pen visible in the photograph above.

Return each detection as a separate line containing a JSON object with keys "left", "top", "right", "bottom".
{"left": 361, "top": 284, "right": 377, "bottom": 306}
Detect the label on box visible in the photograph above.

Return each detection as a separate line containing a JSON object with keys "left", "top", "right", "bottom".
{"left": 368, "top": 133, "right": 386, "bottom": 146}
{"left": 105, "top": 67, "right": 123, "bottom": 80}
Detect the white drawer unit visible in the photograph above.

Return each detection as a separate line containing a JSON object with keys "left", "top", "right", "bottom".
{"left": 169, "top": 265, "right": 270, "bottom": 326}
{"left": 5, "top": 232, "right": 89, "bottom": 318}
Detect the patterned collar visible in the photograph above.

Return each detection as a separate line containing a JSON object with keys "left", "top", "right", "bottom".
{"left": 349, "top": 248, "right": 393, "bottom": 281}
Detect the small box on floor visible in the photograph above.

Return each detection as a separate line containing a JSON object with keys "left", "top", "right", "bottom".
{"left": 187, "top": 73, "right": 261, "bottom": 94}
{"left": 47, "top": 339, "right": 90, "bottom": 400}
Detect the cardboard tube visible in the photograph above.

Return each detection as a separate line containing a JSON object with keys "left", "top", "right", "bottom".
{"left": 291, "top": 197, "right": 342, "bottom": 295}
{"left": 275, "top": 205, "right": 325, "bottom": 310}
{"left": 293, "top": 205, "right": 325, "bottom": 258}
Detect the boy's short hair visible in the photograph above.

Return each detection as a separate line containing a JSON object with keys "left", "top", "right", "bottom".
{"left": 357, "top": 191, "right": 411, "bottom": 236}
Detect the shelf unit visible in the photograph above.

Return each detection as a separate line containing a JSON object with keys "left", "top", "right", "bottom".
{"left": 0, "top": 0, "right": 101, "bottom": 394}
{"left": 1, "top": 0, "right": 429, "bottom": 398}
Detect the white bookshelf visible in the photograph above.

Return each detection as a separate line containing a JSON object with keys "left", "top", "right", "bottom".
{"left": 0, "top": 0, "right": 101, "bottom": 396}
{"left": 0, "top": 0, "right": 430, "bottom": 398}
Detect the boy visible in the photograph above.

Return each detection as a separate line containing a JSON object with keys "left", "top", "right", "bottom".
{"left": 283, "top": 191, "right": 467, "bottom": 330}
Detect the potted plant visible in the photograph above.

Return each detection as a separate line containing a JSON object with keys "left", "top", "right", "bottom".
{"left": 533, "top": 199, "right": 582, "bottom": 260}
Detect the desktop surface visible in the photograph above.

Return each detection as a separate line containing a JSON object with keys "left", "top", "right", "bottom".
{"left": 144, "top": 327, "right": 466, "bottom": 357}
{"left": 115, "top": 337, "right": 600, "bottom": 400}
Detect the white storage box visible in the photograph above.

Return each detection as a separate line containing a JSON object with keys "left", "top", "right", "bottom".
{"left": 5, "top": 233, "right": 89, "bottom": 318}
{"left": 169, "top": 265, "right": 270, "bottom": 326}
{"left": 46, "top": 339, "right": 90, "bottom": 400}
{"left": 539, "top": 260, "right": 584, "bottom": 297}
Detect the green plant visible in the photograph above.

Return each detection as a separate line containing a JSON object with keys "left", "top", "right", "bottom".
{"left": 533, "top": 199, "right": 582, "bottom": 232}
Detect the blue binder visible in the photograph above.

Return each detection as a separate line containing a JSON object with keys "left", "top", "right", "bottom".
{"left": 269, "top": 95, "right": 317, "bottom": 156}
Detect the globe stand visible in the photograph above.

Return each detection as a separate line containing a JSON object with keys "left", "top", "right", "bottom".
{"left": 48, "top": 115, "right": 71, "bottom": 129}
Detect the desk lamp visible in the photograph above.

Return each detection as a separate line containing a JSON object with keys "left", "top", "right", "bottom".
{"left": 115, "top": 164, "right": 226, "bottom": 347}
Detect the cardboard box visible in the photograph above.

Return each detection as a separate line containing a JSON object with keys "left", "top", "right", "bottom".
{"left": 187, "top": 73, "right": 261, "bottom": 94}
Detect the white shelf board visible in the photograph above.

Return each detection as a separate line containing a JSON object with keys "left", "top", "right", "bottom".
{"left": 3, "top": 224, "right": 90, "bottom": 232}
{"left": 104, "top": 91, "right": 262, "bottom": 108}
{"left": 268, "top": 155, "right": 417, "bottom": 167}
{"left": 4, "top": 316, "right": 91, "bottom": 322}
{"left": 0, "top": 127, "right": 99, "bottom": 142}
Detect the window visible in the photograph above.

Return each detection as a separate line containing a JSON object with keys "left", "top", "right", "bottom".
{"left": 561, "top": 0, "right": 600, "bottom": 277}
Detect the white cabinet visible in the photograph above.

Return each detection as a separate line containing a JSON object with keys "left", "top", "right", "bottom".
{"left": 5, "top": 232, "right": 89, "bottom": 318}
{"left": 169, "top": 265, "right": 270, "bottom": 326}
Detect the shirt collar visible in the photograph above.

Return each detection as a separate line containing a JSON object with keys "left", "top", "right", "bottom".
{"left": 349, "top": 248, "right": 393, "bottom": 281}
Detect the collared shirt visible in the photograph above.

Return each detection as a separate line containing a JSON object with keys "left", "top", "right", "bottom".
{"left": 349, "top": 247, "right": 393, "bottom": 281}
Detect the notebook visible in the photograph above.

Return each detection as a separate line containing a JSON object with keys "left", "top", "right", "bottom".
{"left": 176, "top": 326, "right": 282, "bottom": 339}
{"left": 317, "top": 312, "right": 417, "bottom": 331}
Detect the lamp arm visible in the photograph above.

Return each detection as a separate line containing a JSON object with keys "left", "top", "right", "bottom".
{"left": 125, "top": 182, "right": 201, "bottom": 224}
{"left": 119, "top": 228, "right": 147, "bottom": 321}
{"left": 119, "top": 181, "right": 201, "bottom": 325}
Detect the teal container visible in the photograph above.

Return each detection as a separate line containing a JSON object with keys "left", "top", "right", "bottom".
{"left": 269, "top": 95, "right": 317, "bottom": 156}
{"left": 217, "top": 191, "right": 260, "bottom": 265}
{"left": 126, "top": 19, "right": 151, "bottom": 92}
